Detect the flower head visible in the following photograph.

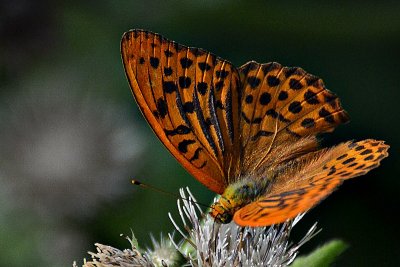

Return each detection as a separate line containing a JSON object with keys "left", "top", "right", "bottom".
{"left": 74, "top": 238, "right": 153, "bottom": 267}
{"left": 168, "top": 188, "right": 319, "bottom": 266}
{"left": 76, "top": 188, "right": 318, "bottom": 267}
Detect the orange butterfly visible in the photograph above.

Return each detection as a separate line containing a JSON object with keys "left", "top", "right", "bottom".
{"left": 121, "top": 29, "right": 389, "bottom": 227}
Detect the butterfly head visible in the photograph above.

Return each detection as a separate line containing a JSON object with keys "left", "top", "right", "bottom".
{"left": 210, "top": 178, "right": 270, "bottom": 224}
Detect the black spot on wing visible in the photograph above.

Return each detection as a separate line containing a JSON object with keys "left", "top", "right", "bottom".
{"left": 178, "top": 139, "right": 196, "bottom": 153}
{"left": 197, "top": 82, "right": 208, "bottom": 95}
{"left": 284, "top": 67, "right": 302, "bottom": 77}
{"left": 305, "top": 75, "right": 319, "bottom": 86}
{"left": 252, "top": 117, "right": 262, "bottom": 123}
{"left": 278, "top": 91, "right": 288, "bottom": 101}
{"left": 355, "top": 164, "right": 365, "bottom": 170}
{"left": 164, "top": 67, "right": 173, "bottom": 76}
{"left": 266, "top": 109, "right": 278, "bottom": 118}
{"left": 190, "top": 147, "right": 202, "bottom": 162}
{"left": 163, "top": 81, "right": 177, "bottom": 94}
{"left": 301, "top": 118, "right": 315, "bottom": 128}
{"left": 164, "top": 50, "right": 173, "bottom": 57}
{"left": 180, "top": 57, "right": 193, "bottom": 68}
{"left": 241, "top": 61, "right": 258, "bottom": 75}
{"left": 156, "top": 98, "right": 168, "bottom": 118}
{"left": 183, "top": 102, "right": 194, "bottom": 113}
{"left": 261, "top": 62, "right": 280, "bottom": 75}
{"left": 150, "top": 57, "right": 159, "bottom": 69}
{"left": 304, "top": 90, "right": 319, "bottom": 104}
{"left": 289, "top": 78, "right": 303, "bottom": 90}
{"left": 328, "top": 167, "right": 336, "bottom": 175}
{"left": 288, "top": 101, "right": 302, "bottom": 114}
{"left": 342, "top": 157, "right": 356, "bottom": 164}
{"left": 198, "top": 62, "right": 211, "bottom": 71}
{"left": 179, "top": 76, "right": 191, "bottom": 88}
{"left": 245, "top": 95, "right": 253, "bottom": 104}
{"left": 164, "top": 125, "right": 192, "bottom": 136}
{"left": 365, "top": 155, "right": 374, "bottom": 161}
{"left": 355, "top": 145, "right": 365, "bottom": 151}
{"left": 324, "top": 94, "right": 337, "bottom": 105}
{"left": 264, "top": 109, "right": 290, "bottom": 123}
{"left": 319, "top": 108, "right": 335, "bottom": 123}
{"left": 247, "top": 76, "right": 261, "bottom": 88}
{"left": 259, "top": 92, "right": 271, "bottom": 105}
{"left": 267, "top": 75, "right": 280, "bottom": 87}
{"left": 216, "top": 70, "right": 229, "bottom": 79}
{"left": 360, "top": 149, "right": 373, "bottom": 155}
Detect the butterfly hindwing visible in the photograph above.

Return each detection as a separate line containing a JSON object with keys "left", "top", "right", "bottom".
{"left": 233, "top": 139, "right": 389, "bottom": 226}
{"left": 121, "top": 30, "right": 241, "bottom": 194}
{"left": 237, "top": 61, "right": 349, "bottom": 176}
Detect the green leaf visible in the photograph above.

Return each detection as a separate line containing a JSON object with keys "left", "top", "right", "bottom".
{"left": 129, "top": 229, "right": 139, "bottom": 249}
{"left": 291, "top": 239, "right": 348, "bottom": 267}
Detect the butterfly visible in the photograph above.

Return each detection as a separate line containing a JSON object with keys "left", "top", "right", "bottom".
{"left": 121, "top": 29, "right": 389, "bottom": 227}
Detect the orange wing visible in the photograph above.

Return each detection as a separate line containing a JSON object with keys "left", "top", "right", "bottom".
{"left": 237, "top": 61, "right": 349, "bottom": 176}
{"left": 121, "top": 30, "right": 241, "bottom": 194}
{"left": 233, "top": 139, "right": 389, "bottom": 227}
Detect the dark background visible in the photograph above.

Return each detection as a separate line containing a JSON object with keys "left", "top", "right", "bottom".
{"left": 1, "top": 1, "right": 399, "bottom": 266}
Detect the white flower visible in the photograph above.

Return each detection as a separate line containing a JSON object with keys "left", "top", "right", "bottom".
{"left": 76, "top": 188, "right": 318, "bottom": 267}
{"left": 73, "top": 240, "right": 153, "bottom": 267}
{"left": 168, "top": 188, "right": 319, "bottom": 267}
{"left": 148, "top": 234, "right": 183, "bottom": 267}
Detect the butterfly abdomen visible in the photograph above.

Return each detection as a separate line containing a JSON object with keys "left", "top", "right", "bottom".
{"left": 210, "top": 178, "right": 270, "bottom": 223}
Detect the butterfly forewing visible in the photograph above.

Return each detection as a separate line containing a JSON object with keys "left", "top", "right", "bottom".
{"left": 121, "top": 30, "right": 241, "bottom": 193}
{"left": 233, "top": 139, "right": 389, "bottom": 226}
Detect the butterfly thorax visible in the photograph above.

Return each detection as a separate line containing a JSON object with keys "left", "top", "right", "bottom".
{"left": 210, "top": 178, "right": 271, "bottom": 224}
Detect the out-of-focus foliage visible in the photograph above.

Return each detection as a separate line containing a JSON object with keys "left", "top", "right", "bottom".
{"left": 292, "top": 240, "right": 348, "bottom": 267}
{"left": 1, "top": 1, "right": 399, "bottom": 266}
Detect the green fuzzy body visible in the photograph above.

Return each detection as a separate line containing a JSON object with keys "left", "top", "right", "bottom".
{"left": 211, "top": 177, "right": 271, "bottom": 223}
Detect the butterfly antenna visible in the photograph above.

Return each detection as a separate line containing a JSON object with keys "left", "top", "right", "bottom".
{"left": 131, "top": 179, "right": 211, "bottom": 209}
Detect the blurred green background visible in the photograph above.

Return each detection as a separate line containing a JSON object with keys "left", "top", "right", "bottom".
{"left": 1, "top": 1, "right": 399, "bottom": 266}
